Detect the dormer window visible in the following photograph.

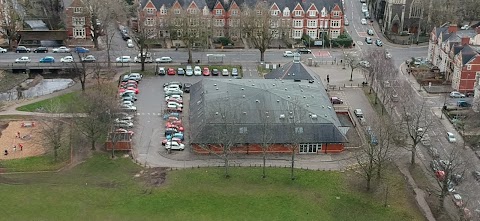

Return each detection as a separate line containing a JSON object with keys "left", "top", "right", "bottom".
{"left": 160, "top": 9, "right": 167, "bottom": 14}
{"left": 146, "top": 8, "right": 154, "bottom": 14}
{"left": 231, "top": 9, "right": 238, "bottom": 15}
{"left": 309, "top": 11, "right": 315, "bottom": 16}
{"left": 174, "top": 9, "right": 180, "bottom": 14}
{"left": 333, "top": 11, "right": 340, "bottom": 17}
{"left": 294, "top": 10, "right": 302, "bottom": 16}
{"left": 467, "top": 65, "right": 472, "bottom": 70}
{"left": 74, "top": 7, "right": 83, "bottom": 13}
{"left": 283, "top": 10, "right": 290, "bottom": 16}
{"left": 271, "top": 10, "right": 278, "bottom": 16}
{"left": 215, "top": 9, "right": 222, "bottom": 15}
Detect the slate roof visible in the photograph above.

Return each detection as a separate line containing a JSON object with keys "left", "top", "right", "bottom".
{"left": 264, "top": 61, "right": 316, "bottom": 81}
{"left": 460, "top": 45, "right": 477, "bottom": 65}
{"left": 189, "top": 79, "right": 347, "bottom": 144}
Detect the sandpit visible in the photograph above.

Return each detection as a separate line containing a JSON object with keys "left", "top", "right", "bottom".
{"left": 0, "top": 121, "right": 46, "bottom": 160}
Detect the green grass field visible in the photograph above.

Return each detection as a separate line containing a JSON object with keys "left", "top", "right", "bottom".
{"left": 0, "top": 153, "right": 425, "bottom": 221}
{"left": 16, "top": 92, "right": 79, "bottom": 113}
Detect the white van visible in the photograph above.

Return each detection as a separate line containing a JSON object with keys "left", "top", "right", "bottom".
{"left": 361, "top": 3, "right": 368, "bottom": 12}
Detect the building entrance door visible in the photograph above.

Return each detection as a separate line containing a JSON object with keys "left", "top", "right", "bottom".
{"left": 299, "top": 144, "right": 320, "bottom": 153}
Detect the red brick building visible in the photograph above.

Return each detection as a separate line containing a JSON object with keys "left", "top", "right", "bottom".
{"left": 64, "top": 0, "right": 92, "bottom": 40}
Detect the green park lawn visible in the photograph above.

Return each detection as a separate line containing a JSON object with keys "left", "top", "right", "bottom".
{"left": 0, "top": 153, "right": 425, "bottom": 221}
{"left": 16, "top": 91, "right": 79, "bottom": 112}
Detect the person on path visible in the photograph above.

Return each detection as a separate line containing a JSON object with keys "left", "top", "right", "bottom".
{"left": 16, "top": 131, "right": 20, "bottom": 138}
{"left": 19, "top": 143, "right": 23, "bottom": 151}
{"left": 13, "top": 145, "right": 16, "bottom": 152}
{"left": 4, "top": 149, "right": 8, "bottom": 155}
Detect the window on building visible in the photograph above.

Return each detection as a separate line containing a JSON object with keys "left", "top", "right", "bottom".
{"left": 409, "top": 5, "right": 422, "bottom": 18}
{"left": 293, "top": 30, "right": 302, "bottom": 38}
{"left": 293, "top": 20, "right": 302, "bottom": 27}
{"left": 294, "top": 10, "right": 302, "bottom": 16}
{"left": 321, "top": 9, "right": 327, "bottom": 17}
{"left": 174, "top": 9, "right": 180, "bottom": 14}
{"left": 331, "top": 20, "right": 340, "bottom": 28}
{"left": 72, "top": 17, "right": 85, "bottom": 26}
{"left": 333, "top": 11, "right": 340, "bottom": 17}
{"left": 271, "top": 10, "right": 278, "bottom": 16}
{"left": 256, "top": 10, "right": 262, "bottom": 15}
{"left": 73, "top": 27, "right": 85, "bottom": 38}
{"left": 283, "top": 9, "right": 290, "bottom": 16}
{"left": 239, "top": 127, "right": 248, "bottom": 134}
{"left": 309, "top": 11, "right": 316, "bottom": 17}
{"left": 331, "top": 30, "right": 340, "bottom": 39}
{"left": 295, "top": 127, "right": 304, "bottom": 134}
{"left": 160, "top": 9, "right": 167, "bottom": 14}
{"left": 231, "top": 9, "right": 238, "bottom": 15}
{"left": 74, "top": 7, "right": 83, "bottom": 13}
{"left": 214, "top": 19, "right": 224, "bottom": 26}
{"left": 215, "top": 9, "right": 222, "bottom": 15}
{"left": 307, "top": 30, "right": 316, "bottom": 39}
{"left": 145, "top": 18, "right": 154, "bottom": 26}
{"left": 307, "top": 20, "right": 317, "bottom": 27}
{"left": 467, "top": 65, "right": 472, "bottom": 70}
{"left": 214, "top": 29, "right": 224, "bottom": 37}
{"left": 146, "top": 8, "right": 154, "bottom": 14}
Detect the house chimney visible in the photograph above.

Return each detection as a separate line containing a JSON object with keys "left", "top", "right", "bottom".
{"left": 448, "top": 24, "right": 458, "bottom": 33}
{"left": 461, "top": 36, "right": 470, "bottom": 45}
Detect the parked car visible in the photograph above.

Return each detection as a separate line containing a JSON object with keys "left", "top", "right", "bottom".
{"left": 367, "top": 29, "right": 374, "bottom": 36}
{"left": 472, "top": 171, "right": 480, "bottom": 182}
{"left": 81, "top": 55, "right": 96, "bottom": 62}
{"left": 457, "top": 100, "right": 471, "bottom": 107}
{"left": 165, "top": 94, "right": 183, "bottom": 102}
{"left": 211, "top": 68, "right": 220, "bottom": 76}
{"left": 330, "top": 97, "right": 344, "bottom": 104}
{"left": 15, "top": 56, "right": 31, "bottom": 63}
{"left": 74, "top": 47, "right": 90, "bottom": 53}
{"left": 165, "top": 88, "right": 184, "bottom": 96}
{"left": 365, "top": 37, "right": 373, "bottom": 44}
{"left": 156, "top": 57, "right": 173, "bottom": 63}
{"left": 202, "top": 67, "right": 210, "bottom": 76}
{"left": 385, "top": 51, "right": 392, "bottom": 59}
{"left": 183, "top": 83, "right": 192, "bottom": 93}
{"left": 164, "top": 84, "right": 181, "bottom": 92}
{"left": 446, "top": 132, "right": 456, "bottom": 142}
{"left": 127, "top": 39, "right": 134, "bottom": 48}
{"left": 283, "top": 51, "right": 294, "bottom": 57}
{"left": 359, "top": 60, "right": 371, "bottom": 68}
{"left": 60, "top": 56, "right": 74, "bottom": 63}
{"left": 121, "top": 33, "right": 130, "bottom": 40}
{"left": 39, "top": 56, "right": 55, "bottom": 63}
{"left": 177, "top": 68, "right": 185, "bottom": 75}
{"left": 134, "top": 56, "right": 153, "bottom": 63}
{"left": 361, "top": 18, "right": 367, "bottom": 25}
{"left": 165, "top": 128, "right": 179, "bottom": 136}
{"left": 52, "top": 46, "right": 70, "bottom": 53}
{"left": 116, "top": 56, "right": 131, "bottom": 63}
{"left": 354, "top": 109, "right": 364, "bottom": 118}
{"left": 375, "top": 39, "right": 383, "bottom": 47}
{"left": 194, "top": 66, "right": 202, "bottom": 76}
{"left": 163, "top": 112, "right": 180, "bottom": 120}
{"left": 222, "top": 69, "right": 229, "bottom": 76}
{"left": 450, "top": 91, "right": 465, "bottom": 98}
{"left": 0, "top": 47, "right": 7, "bottom": 53}
{"left": 114, "top": 121, "right": 134, "bottom": 128}
{"left": 15, "top": 46, "right": 31, "bottom": 53}
{"left": 430, "top": 160, "right": 441, "bottom": 172}
{"left": 231, "top": 68, "right": 238, "bottom": 76}
{"left": 162, "top": 138, "right": 183, "bottom": 146}
{"left": 166, "top": 132, "right": 184, "bottom": 141}
{"left": 165, "top": 141, "right": 185, "bottom": 150}
{"left": 164, "top": 81, "right": 182, "bottom": 88}
{"left": 158, "top": 67, "right": 166, "bottom": 75}
{"left": 185, "top": 65, "right": 193, "bottom": 76}
{"left": 122, "top": 96, "right": 136, "bottom": 103}
{"left": 34, "top": 47, "right": 48, "bottom": 53}
{"left": 120, "top": 104, "right": 137, "bottom": 112}
{"left": 296, "top": 48, "right": 312, "bottom": 54}
{"left": 167, "top": 101, "right": 183, "bottom": 108}
{"left": 167, "top": 68, "right": 176, "bottom": 75}
{"left": 115, "top": 128, "right": 135, "bottom": 136}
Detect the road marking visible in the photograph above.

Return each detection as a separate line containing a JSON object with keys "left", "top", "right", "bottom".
{"left": 356, "top": 41, "right": 364, "bottom": 46}
{"left": 314, "top": 51, "right": 331, "bottom": 57}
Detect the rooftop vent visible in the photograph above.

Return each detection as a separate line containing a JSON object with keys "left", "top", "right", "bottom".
{"left": 214, "top": 84, "right": 217, "bottom": 86}
{"left": 311, "top": 114, "right": 318, "bottom": 119}
{"left": 265, "top": 111, "right": 269, "bottom": 114}
{"left": 303, "top": 96, "right": 306, "bottom": 98}
{"left": 255, "top": 100, "right": 260, "bottom": 103}
{"left": 328, "top": 106, "right": 332, "bottom": 109}
{"left": 241, "top": 88, "right": 244, "bottom": 90}
{"left": 292, "top": 73, "right": 296, "bottom": 76}
{"left": 301, "top": 89, "right": 304, "bottom": 92}
{"left": 289, "top": 115, "right": 294, "bottom": 119}
{"left": 285, "top": 88, "right": 288, "bottom": 91}
{"left": 306, "top": 104, "right": 310, "bottom": 107}
{"left": 216, "top": 87, "right": 219, "bottom": 90}
{"left": 324, "top": 114, "right": 328, "bottom": 118}
{"left": 322, "top": 105, "right": 325, "bottom": 108}
{"left": 281, "top": 80, "right": 284, "bottom": 83}
{"left": 287, "top": 96, "right": 291, "bottom": 98}
{"left": 273, "top": 84, "right": 276, "bottom": 86}
{"left": 289, "top": 111, "right": 293, "bottom": 115}
{"left": 252, "top": 84, "right": 255, "bottom": 86}
{"left": 242, "top": 95, "right": 246, "bottom": 98}
{"left": 279, "top": 114, "right": 285, "bottom": 119}
{"left": 277, "top": 100, "right": 280, "bottom": 102}
{"left": 243, "top": 112, "right": 247, "bottom": 114}
{"left": 215, "top": 112, "right": 219, "bottom": 115}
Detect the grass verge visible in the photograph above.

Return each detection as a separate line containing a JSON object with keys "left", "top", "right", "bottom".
{"left": 0, "top": 153, "right": 424, "bottom": 220}
{"left": 362, "top": 87, "right": 388, "bottom": 115}
{"left": 16, "top": 92, "right": 79, "bottom": 113}
{"left": 0, "top": 145, "right": 70, "bottom": 172}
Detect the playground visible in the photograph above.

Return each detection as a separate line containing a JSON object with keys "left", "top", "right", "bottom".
{"left": 0, "top": 121, "right": 46, "bottom": 160}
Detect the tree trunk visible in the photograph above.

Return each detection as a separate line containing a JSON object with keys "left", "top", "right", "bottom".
{"left": 290, "top": 148, "right": 296, "bottom": 180}
{"left": 350, "top": 68, "right": 354, "bottom": 81}
{"left": 91, "top": 140, "right": 96, "bottom": 150}
{"left": 93, "top": 35, "right": 99, "bottom": 49}
{"left": 106, "top": 45, "right": 111, "bottom": 69}
{"left": 366, "top": 174, "right": 371, "bottom": 191}
{"left": 260, "top": 49, "right": 265, "bottom": 62}
{"left": 262, "top": 151, "right": 266, "bottom": 178}
{"left": 410, "top": 145, "right": 416, "bottom": 165}
{"left": 80, "top": 80, "right": 86, "bottom": 91}
{"left": 376, "top": 163, "right": 382, "bottom": 179}
{"left": 141, "top": 61, "right": 145, "bottom": 71}
{"left": 224, "top": 156, "right": 230, "bottom": 178}
{"left": 188, "top": 47, "right": 193, "bottom": 64}
{"left": 54, "top": 145, "right": 59, "bottom": 161}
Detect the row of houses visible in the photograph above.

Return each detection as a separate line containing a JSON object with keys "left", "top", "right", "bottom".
{"left": 136, "top": 0, "right": 345, "bottom": 42}
{"left": 427, "top": 24, "right": 480, "bottom": 93}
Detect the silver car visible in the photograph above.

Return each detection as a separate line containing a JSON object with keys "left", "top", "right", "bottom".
{"left": 231, "top": 68, "right": 238, "bottom": 76}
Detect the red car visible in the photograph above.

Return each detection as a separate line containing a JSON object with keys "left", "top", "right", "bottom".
{"left": 166, "top": 122, "right": 184, "bottom": 131}
{"left": 167, "top": 68, "right": 176, "bottom": 75}
{"left": 162, "top": 137, "right": 183, "bottom": 145}
{"left": 126, "top": 87, "right": 139, "bottom": 94}
{"left": 166, "top": 98, "right": 183, "bottom": 104}
{"left": 121, "top": 80, "right": 137, "bottom": 87}
{"left": 166, "top": 107, "right": 182, "bottom": 112}
{"left": 202, "top": 67, "right": 210, "bottom": 76}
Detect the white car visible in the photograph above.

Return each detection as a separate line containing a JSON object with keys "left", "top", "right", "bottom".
{"left": 385, "top": 51, "right": 392, "bottom": 59}
{"left": 283, "top": 51, "right": 294, "bottom": 57}
{"left": 446, "top": 132, "right": 456, "bottom": 142}
{"left": 185, "top": 65, "right": 193, "bottom": 76}
{"left": 354, "top": 109, "right": 364, "bottom": 118}
{"left": 222, "top": 68, "right": 229, "bottom": 76}
{"left": 116, "top": 56, "right": 131, "bottom": 63}
{"left": 134, "top": 56, "right": 153, "bottom": 63}
{"left": 52, "top": 46, "right": 70, "bottom": 53}
{"left": 165, "top": 94, "right": 182, "bottom": 102}
{"left": 122, "top": 100, "right": 134, "bottom": 106}
{"left": 0, "top": 47, "right": 7, "bottom": 53}
{"left": 129, "top": 73, "right": 142, "bottom": 81}
{"left": 164, "top": 84, "right": 181, "bottom": 92}
{"left": 361, "top": 19, "right": 367, "bottom": 25}
{"left": 120, "top": 104, "right": 137, "bottom": 111}
{"left": 449, "top": 91, "right": 465, "bottom": 98}
{"left": 194, "top": 66, "right": 202, "bottom": 75}
{"left": 15, "top": 57, "right": 31, "bottom": 63}
{"left": 60, "top": 56, "right": 74, "bottom": 63}
{"left": 127, "top": 39, "right": 134, "bottom": 48}
{"left": 232, "top": 68, "right": 238, "bottom": 76}
{"left": 167, "top": 102, "right": 183, "bottom": 108}
{"left": 165, "top": 88, "right": 184, "bottom": 96}
{"left": 155, "top": 57, "right": 173, "bottom": 63}
{"left": 81, "top": 55, "right": 96, "bottom": 62}
{"left": 165, "top": 141, "right": 185, "bottom": 150}
{"left": 359, "top": 60, "right": 371, "bottom": 68}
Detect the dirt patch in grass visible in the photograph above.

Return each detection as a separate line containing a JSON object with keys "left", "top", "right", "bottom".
{"left": 0, "top": 71, "right": 29, "bottom": 93}
{"left": 134, "top": 167, "right": 168, "bottom": 188}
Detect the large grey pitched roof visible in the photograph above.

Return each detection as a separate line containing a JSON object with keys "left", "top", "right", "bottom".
{"left": 140, "top": 0, "right": 207, "bottom": 9}
{"left": 189, "top": 79, "right": 347, "bottom": 144}
{"left": 264, "top": 61, "right": 315, "bottom": 81}
{"left": 460, "top": 45, "right": 477, "bottom": 65}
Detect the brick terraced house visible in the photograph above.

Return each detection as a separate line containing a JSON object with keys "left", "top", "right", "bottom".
{"left": 137, "top": 0, "right": 345, "bottom": 43}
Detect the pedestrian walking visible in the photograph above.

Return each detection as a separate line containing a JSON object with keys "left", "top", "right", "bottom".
{"left": 4, "top": 149, "right": 8, "bottom": 155}
{"left": 16, "top": 131, "right": 20, "bottom": 138}
{"left": 19, "top": 143, "right": 23, "bottom": 151}
{"left": 327, "top": 75, "right": 330, "bottom": 84}
{"left": 13, "top": 145, "right": 16, "bottom": 152}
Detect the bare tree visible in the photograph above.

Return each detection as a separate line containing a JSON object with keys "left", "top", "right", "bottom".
{"left": 241, "top": 1, "right": 282, "bottom": 62}
{"left": 344, "top": 50, "right": 359, "bottom": 82}
{"left": 165, "top": 7, "right": 211, "bottom": 63}
{"left": 283, "top": 99, "right": 307, "bottom": 180}
{"left": 257, "top": 105, "right": 274, "bottom": 178}
{"left": 20, "top": 0, "right": 63, "bottom": 30}
{"left": 0, "top": 0, "right": 21, "bottom": 50}
{"left": 132, "top": 16, "right": 153, "bottom": 71}
{"left": 36, "top": 100, "right": 68, "bottom": 161}
{"left": 365, "top": 49, "right": 398, "bottom": 110}
{"left": 74, "top": 84, "right": 118, "bottom": 150}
